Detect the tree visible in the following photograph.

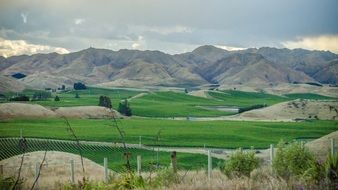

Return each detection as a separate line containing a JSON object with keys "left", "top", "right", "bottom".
{"left": 98, "top": 96, "right": 112, "bottom": 108}
{"left": 9, "top": 95, "right": 29, "bottom": 101}
{"left": 118, "top": 99, "right": 132, "bottom": 116}
{"left": 75, "top": 92, "right": 80, "bottom": 98}
{"left": 73, "top": 82, "right": 87, "bottom": 90}
{"left": 32, "top": 91, "right": 51, "bottom": 101}
{"left": 54, "top": 96, "right": 60, "bottom": 101}
{"left": 184, "top": 88, "right": 188, "bottom": 93}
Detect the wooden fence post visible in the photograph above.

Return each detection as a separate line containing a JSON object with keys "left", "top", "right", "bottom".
{"left": 331, "top": 138, "right": 336, "bottom": 156}
{"left": 70, "top": 160, "right": 75, "bottom": 183}
{"left": 208, "top": 150, "right": 212, "bottom": 180}
{"left": 137, "top": 155, "right": 141, "bottom": 176}
{"left": 104, "top": 157, "right": 108, "bottom": 183}
{"left": 270, "top": 144, "right": 274, "bottom": 165}
{"left": 171, "top": 151, "right": 177, "bottom": 173}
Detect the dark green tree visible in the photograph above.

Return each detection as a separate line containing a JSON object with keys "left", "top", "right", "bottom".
{"left": 75, "top": 92, "right": 80, "bottom": 98}
{"left": 32, "top": 91, "right": 51, "bottom": 101}
{"left": 54, "top": 96, "right": 60, "bottom": 101}
{"left": 73, "top": 82, "right": 87, "bottom": 90}
{"left": 98, "top": 96, "right": 112, "bottom": 109}
{"left": 118, "top": 99, "right": 132, "bottom": 116}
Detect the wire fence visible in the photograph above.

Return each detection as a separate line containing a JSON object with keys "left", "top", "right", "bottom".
{"left": 1, "top": 137, "right": 336, "bottom": 189}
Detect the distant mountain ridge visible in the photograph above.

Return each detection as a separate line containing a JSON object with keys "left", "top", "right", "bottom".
{"left": 0, "top": 46, "right": 337, "bottom": 89}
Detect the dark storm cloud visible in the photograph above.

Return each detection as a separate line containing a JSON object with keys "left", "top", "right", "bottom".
{"left": 0, "top": 0, "right": 337, "bottom": 55}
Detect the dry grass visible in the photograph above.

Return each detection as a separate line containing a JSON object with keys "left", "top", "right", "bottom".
{"left": 0, "top": 151, "right": 106, "bottom": 190}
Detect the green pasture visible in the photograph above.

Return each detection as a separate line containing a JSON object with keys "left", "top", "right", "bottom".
{"left": 2, "top": 87, "right": 336, "bottom": 117}
{"left": 0, "top": 118, "right": 336, "bottom": 148}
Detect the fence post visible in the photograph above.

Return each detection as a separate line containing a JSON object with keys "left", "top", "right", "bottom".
{"left": 70, "top": 160, "right": 75, "bottom": 183}
{"left": 270, "top": 144, "right": 274, "bottom": 164}
{"left": 208, "top": 150, "right": 212, "bottom": 180}
{"left": 137, "top": 155, "right": 141, "bottom": 176}
{"left": 104, "top": 157, "right": 108, "bottom": 183}
{"left": 331, "top": 138, "right": 336, "bottom": 156}
{"left": 171, "top": 151, "right": 177, "bottom": 173}
{"left": 139, "top": 136, "right": 142, "bottom": 148}
{"left": 35, "top": 162, "right": 40, "bottom": 187}
{"left": 0, "top": 165, "right": 3, "bottom": 176}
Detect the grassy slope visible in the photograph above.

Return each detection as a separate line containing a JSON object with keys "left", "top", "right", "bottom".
{"left": 0, "top": 138, "right": 215, "bottom": 171}
{"left": 4, "top": 87, "right": 142, "bottom": 110}
{"left": 284, "top": 93, "right": 337, "bottom": 100}
{"left": 208, "top": 90, "right": 288, "bottom": 107}
{"left": 129, "top": 91, "right": 235, "bottom": 117}
{"left": 0, "top": 118, "right": 336, "bottom": 148}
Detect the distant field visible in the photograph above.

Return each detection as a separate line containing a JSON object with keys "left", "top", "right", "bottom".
{"left": 284, "top": 93, "right": 337, "bottom": 100}
{"left": 208, "top": 90, "right": 288, "bottom": 107}
{"left": 0, "top": 118, "right": 336, "bottom": 148}
{"left": 2, "top": 88, "right": 336, "bottom": 118}
{"left": 0, "top": 138, "right": 215, "bottom": 172}
{"left": 129, "top": 91, "right": 235, "bottom": 117}
{"left": 4, "top": 87, "right": 143, "bottom": 110}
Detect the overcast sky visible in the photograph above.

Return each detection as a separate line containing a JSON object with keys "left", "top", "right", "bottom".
{"left": 0, "top": 0, "right": 337, "bottom": 57}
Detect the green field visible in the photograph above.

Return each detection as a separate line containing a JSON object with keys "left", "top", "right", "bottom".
{"left": 284, "top": 93, "right": 336, "bottom": 100}
{"left": 129, "top": 91, "right": 235, "bottom": 117}
{"left": 8, "top": 88, "right": 143, "bottom": 110}
{"left": 0, "top": 118, "right": 336, "bottom": 148}
{"left": 3, "top": 87, "right": 336, "bottom": 118}
{"left": 208, "top": 90, "right": 287, "bottom": 107}
{"left": 0, "top": 138, "right": 217, "bottom": 172}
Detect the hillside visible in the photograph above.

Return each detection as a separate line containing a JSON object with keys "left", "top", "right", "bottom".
{"left": 0, "top": 46, "right": 337, "bottom": 89}
{"left": 228, "top": 99, "right": 338, "bottom": 121}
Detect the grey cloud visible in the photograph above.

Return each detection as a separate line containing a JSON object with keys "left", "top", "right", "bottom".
{"left": 0, "top": 0, "right": 337, "bottom": 54}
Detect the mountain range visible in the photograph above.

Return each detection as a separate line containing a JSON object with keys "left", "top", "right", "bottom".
{"left": 0, "top": 45, "right": 337, "bottom": 90}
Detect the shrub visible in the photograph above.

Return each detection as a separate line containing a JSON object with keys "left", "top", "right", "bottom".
{"left": 108, "top": 172, "right": 145, "bottom": 189}
{"left": 98, "top": 96, "right": 112, "bottom": 109}
{"left": 32, "top": 91, "right": 51, "bottom": 101}
{"left": 118, "top": 99, "right": 132, "bottom": 116}
{"left": 75, "top": 92, "right": 80, "bottom": 98}
{"left": 151, "top": 167, "right": 180, "bottom": 187}
{"left": 9, "top": 95, "right": 30, "bottom": 101}
{"left": 54, "top": 96, "right": 60, "bottom": 101}
{"left": 223, "top": 149, "right": 260, "bottom": 178}
{"left": 73, "top": 82, "right": 87, "bottom": 90}
{"left": 0, "top": 176, "right": 23, "bottom": 190}
{"left": 238, "top": 104, "right": 266, "bottom": 113}
{"left": 272, "top": 140, "right": 315, "bottom": 179}
{"left": 325, "top": 153, "right": 338, "bottom": 185}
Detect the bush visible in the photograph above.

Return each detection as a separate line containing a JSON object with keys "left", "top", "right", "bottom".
{"left": 325, "top": 153, "right": 338, "bottom": 185}
{"left": 223, "top": 149, "right": 260, "bottom": 178}
{"left": 9, "top": 95, "right": 30, "bottom": 101}
{"left": 73, "top": 82, "right": 87, "bottom": 90}
{"left": 151, "top": 167, "right": 180, "bottom": 187}
{"left": 32, "top": 91, "right": 51, "bottom": 101}
{"left": 98, "top": 96, "right": 112, "bottom": 109}
{"left": 272, "top": 140, "right": 315, "bottom": 179}
{"left": 54, "top": 96, "right": 60, "bottom": 101}
{"left": 118, "top": 99, "right": 132, "bottom": 116}
{"left": 108, "top": 172, "right": 145, "bottom": 189}
{"left": 0, "top": 176, "right": 23, "bottom": 190}
{"left": 238, "top": 104, "right": 266, "bottom": 113}
{"left": 75, "top": 92, "right": 80, "bottom": 98}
